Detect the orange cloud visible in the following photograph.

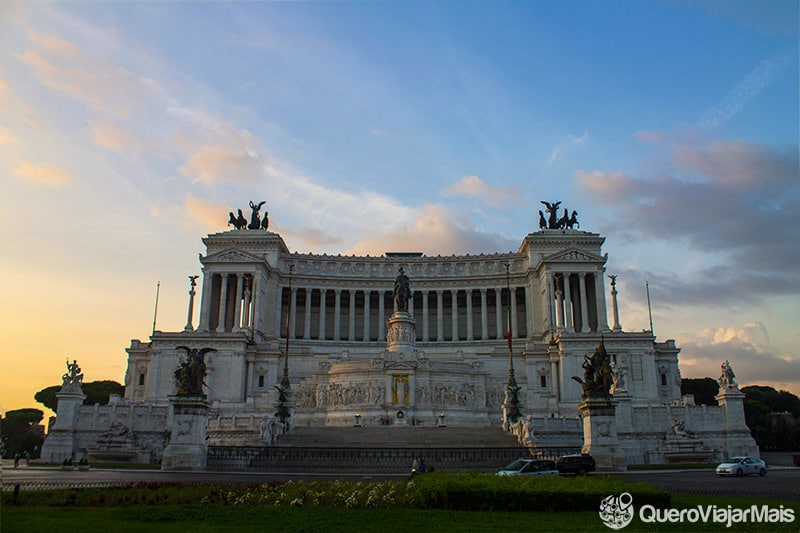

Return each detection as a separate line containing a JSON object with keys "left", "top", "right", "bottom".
{"left": 350, "top": 204, "right": 516, "bottom": 256}
{"left": 0, "top": 127, "right": 19, "bottom": 145}
{"left": 22, "top": 32, "right": 154, "bottom": 118}
{"left": 443, "top": 175, "right": 521, "bottom": 208}
{"left": 14, "top": 161, "right": 72, "bottom": 186}
{"left": 90, "top": 120, "right": 149, "bottom": 151}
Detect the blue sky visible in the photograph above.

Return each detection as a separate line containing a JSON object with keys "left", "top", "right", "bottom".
{"left": 1, "top": 1, "right": 798, "bottom": 414}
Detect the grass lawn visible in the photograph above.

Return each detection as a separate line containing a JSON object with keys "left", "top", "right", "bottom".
{"left": 1, "top": 478, "right": 797, "bottom": 532}
{"left": 3, "top": 496, "right": 798, "bottom": 532}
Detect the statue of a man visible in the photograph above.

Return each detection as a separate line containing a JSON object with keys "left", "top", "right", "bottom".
{"left": 393, "top": 267, "right": 412, "bottom": 312}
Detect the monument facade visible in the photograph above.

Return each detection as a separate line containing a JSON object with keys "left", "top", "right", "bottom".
{"left": 42, "top": 202, "right": 758, "bottom": 466}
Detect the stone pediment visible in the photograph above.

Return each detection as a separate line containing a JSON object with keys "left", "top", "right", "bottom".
{"left": 544, "top": 249, "right": 603, "bottom": 263}
{"left": 203, "top": 249, "right": 261, "bottom": 264}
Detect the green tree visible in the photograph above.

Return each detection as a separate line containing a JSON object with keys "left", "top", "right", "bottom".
{"left": 34, "top": 385, "right": 60, "bottom": 412}
{"left": 1, "top": 408, "right": 45, "bottom": 459}
{"left": 742, "top": 385, "right": 800, "bottom": 451}
{"left": 680, "top": 377, "right": 719, "bottom": 406}
{"left": 35, "top": 380, "right": 124, "bottom": 413}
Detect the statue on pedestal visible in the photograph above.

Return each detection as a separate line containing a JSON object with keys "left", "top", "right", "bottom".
{"left": 61, "top": 359, "right": 84, "bottom": 392}
{"left": 393, "top": 267, "right": 412, "bottom": 312}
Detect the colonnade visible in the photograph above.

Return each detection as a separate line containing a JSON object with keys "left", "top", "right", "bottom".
{"left": 278, "top": 286, "right": 528, "bottom": 342}
{"left": 546, "top": 271, "right": 608, "bottom": 333}
{"left": 198, "top": 272, "right": 256, "bottom": 333}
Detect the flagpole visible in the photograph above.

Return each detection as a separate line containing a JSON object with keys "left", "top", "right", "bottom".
{"left": 151, "top": 281, "right": 160, "bottom": 336}
{"left": 646, "top": 280, "right": 654, "bottom": 334}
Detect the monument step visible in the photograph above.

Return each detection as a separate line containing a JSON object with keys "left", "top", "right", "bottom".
{"left": 275, "top": 426, "right": 519, "bottom": 448}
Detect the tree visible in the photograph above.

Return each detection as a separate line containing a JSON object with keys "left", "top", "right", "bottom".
{"left": 680, "top": 377, "right": 719, "bottom": 406}
{"left": 742, "top": 385, "right": 800, "bottom": 451}
{"left": 1, "top": 408, "right": 45, "bottom": 459}
{"left": 35, "top": 380, "right": 124, "bottom": 413}
{"left": 34, "top": 386, "right": 60, "bottom": 412}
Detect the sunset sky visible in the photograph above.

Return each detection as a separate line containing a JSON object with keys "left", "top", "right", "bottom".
{"left": 1, "top": 1, "right": 798, "bottom": 418}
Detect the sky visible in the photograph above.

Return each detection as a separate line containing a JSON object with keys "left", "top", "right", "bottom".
{"left": 1, "top": 1, "right": 798, "bottom": 418}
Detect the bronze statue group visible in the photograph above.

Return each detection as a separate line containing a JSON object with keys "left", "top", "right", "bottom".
{"left": 228, "top": 200, "right": 269, "bottom": 230}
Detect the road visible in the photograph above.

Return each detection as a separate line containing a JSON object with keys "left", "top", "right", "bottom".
{"left": 620, "top": 467, "right": 800, "bottom": 501}
{"left": 3, "top": 463, "right": 799, "bottom": 501}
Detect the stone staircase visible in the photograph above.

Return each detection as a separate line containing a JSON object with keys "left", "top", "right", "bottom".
{"left": 207, "top": 426, "right": 528, "bottom": 473}
{"left": 275, "top": 426, "right": 520, "bottom": 448}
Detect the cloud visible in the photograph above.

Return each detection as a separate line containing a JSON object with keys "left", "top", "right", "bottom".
{"left": 273, "top": 224, "right": 343, "bottom": 251}
{"left": 547, "top": 131, "right": 588, "bottom": 165}
{"left": 171, "top": 107, "right": 268, "bottom": 186}
{"left": 677, "top": 323, "right": 800, "bottom": 395}
{"left": 0, "top": 127, "right": 19, "bottom": 145}
{"left": 14, "top": 161, "right": 72, "bottom": 186}
{"left": 90, "top": 120, "right": 150, "bottom": 152}
{"left": 699, "top": 48, "right": 794, "bottom": 130}
{"left": 181, "top": 195, "right": 229, "bottom": 233}
{"left": 349, "top": 204, "right": 518, "bottom": 256}
{"left": 575, "top": 138, "right": 800, "bottom": 303}
{"left": 22, "top": 31, "right": 157, "bottom": 118}
{"left": 442, "top": 175, "right": 522, "bottom": 208}
{"left": 697, "top": 0, "right": 799, "bottom": 36}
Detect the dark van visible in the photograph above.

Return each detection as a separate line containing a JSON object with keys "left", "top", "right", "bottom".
{"left": 556, "top": 454, "right": 596, "bottom": 475}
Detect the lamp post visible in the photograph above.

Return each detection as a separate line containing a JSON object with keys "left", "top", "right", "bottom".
{"left": 502, "top": 263, "right": 522, "bottom": 428}
{"left": 276, "top": 262, "right": 294, "bottom": 426}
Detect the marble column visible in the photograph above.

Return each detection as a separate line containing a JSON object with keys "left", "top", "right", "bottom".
{"left": 421, "top": 290, "right": 429, "bottom": 341}
{"left": 378, "top": 290, "right": 386, "bottom": 340}
{"left": 547, "top": 272, "right": 556, "bottom": 332}
{"left": 495, "top": 288, "right": 503, "bottom": 339}
{"left": 289, "top": 286, "right": 298, "bottom": 339}
{"left": 348, "top": 290, "right": 356, "bottom": 341}
{"left": 198, "top": 271, "right": 213, "bottom": 332}
{"left": 563, "top": 274, "right": 574, "bottom": 333}
{"left": 595, "top": 271, "right": 610, "bottom": 332}
{"left": 610, "top": 281, "right": 622, "bottom": 332}
{"left": 466, "top": 289, "right": 474, "bottom": 340}
{"left": 450, "top": 289, "right": 459, "bottom": 340}
{"left": 242, "top": 278, "right": 251, "bottom": 330}
{"left": 334, "top": 289, "right": 342, "bottom": 341}
{"left": 555, "top": 282, "right": 565, "bottom": 331}
{"left": 363, "top": 289, "right": 371, "bottom": 341}
{"left": 579, "top": 273, "right": 591, "bottom": 333}
{"left": 216, "top": 273, "right": 229, "bottom": 333}
{"left": 480, "top": 288, "right": 488, "bottom": 340}
{"left": 304, "top": 288, "right": 312, "bottom": 339}
{"left": 233, "top": 274, "right": 244, "bottom": 332}
{"left": 318, "top": 289, "right": 327, "bottom": 340}
{"left": 510, "top": 287, "right": 518, "bottom": 338}
{"left": 436, "top": 290, "right": 444, "bottom": 341}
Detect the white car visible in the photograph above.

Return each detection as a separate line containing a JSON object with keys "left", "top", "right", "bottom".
{"left": 497, "top": 458, "right": 560, "bottom": 476}
{"left": 715, "top": 456, "right": 767, "bottom": 477}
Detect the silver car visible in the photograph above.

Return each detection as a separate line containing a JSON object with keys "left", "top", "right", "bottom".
{"left": 497, "top": 458, "right": 559, "bottom": 476}
{"left": 715, "top": 456, "right": 767, "bottom": 477}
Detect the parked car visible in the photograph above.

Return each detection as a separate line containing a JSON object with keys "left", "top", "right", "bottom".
{"left": 556, "top": 454, "right": 596, "bottom": 475}
{"left": 715, "top": 456, "right": 767, "bottom": 477}
{"left": 497, "top": 458, "right": 559, "bottom": 476}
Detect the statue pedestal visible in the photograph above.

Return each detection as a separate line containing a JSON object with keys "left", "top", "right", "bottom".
{"left": 387, "top": 312, "right": 416, "bottom": 352}
{"left": 161, "top": 396, "right": 210, "bottom": 470}
{"left": 579, "top": 398, "right": 627, "bottom": 472}
{"left": 40, "top": 389, "right": 86, "bottom": 464}
{"left": 715, "top": 388, "right": 759, "bottom": 458}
